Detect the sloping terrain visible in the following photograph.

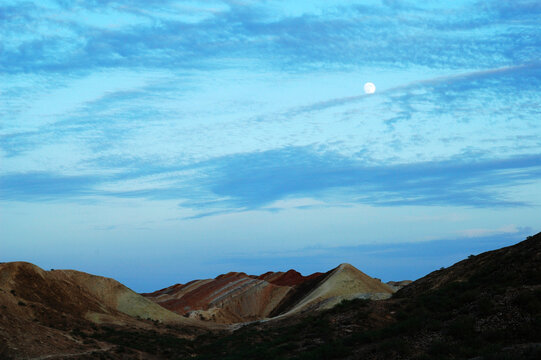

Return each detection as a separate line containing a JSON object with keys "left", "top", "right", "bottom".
{"left": 0, "top": 262, "right": 209, "bottom": 359}
{"left": 396, "top": 232, "right": 541, "bottom": 298}
{"left": 2, "top": 232, "right": 539, "bottom": 359}
{"left": 143, "top": 271, "right": 294, "bottom": 323}
{"left": 143, "top": 264, "right": 392, "bottom": 324}
{"left": 188, "top": 232, "right": 541, "bottom": 360}
{"left": 386, "top": 280, "right": 413, "bottom": 292}
{"left": 280, "top": 263, "right": 393, "bottom": 316}
{"left": 257, "top": 269, "right": 324, "bottom": 286}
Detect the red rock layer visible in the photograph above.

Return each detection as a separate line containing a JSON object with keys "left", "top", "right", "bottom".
{"left": 142, "top": 269, "right": 324, "bottom": 321}
{"left": 162, "top": 272, "right": 252, "bottom": 314}
{"left": 257, "top": 269, "right": 324, "bottom": 286}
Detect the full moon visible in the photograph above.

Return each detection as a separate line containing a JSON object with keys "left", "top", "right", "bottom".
{"left": 364, "top": 82, "right": 376, "bottom": 94}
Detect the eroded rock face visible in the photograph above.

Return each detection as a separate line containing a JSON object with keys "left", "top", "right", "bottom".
{"left": 143, "top": 264, "right": 394, "bottom": 324}
{"left": 257, "top": 269, "right": 324, "bottom": 286}
{"left": 142, "top": 271, "right": 302, "bottom": 323}
{"left": 277, "top": 264, "right": 394, "bottom": 316}
{"left": 0, "top": 262, "right": 204, "bottom": 326}
{"left": 386, "top": 280, "right": 413, "bottom": 292}
{"left": 0, "top": 262, "right": 207, "bottom": 359}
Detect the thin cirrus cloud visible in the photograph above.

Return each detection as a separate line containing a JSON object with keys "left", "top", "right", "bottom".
{"left": 381, "top": 63, "right": 541, "bottom": 128}
{"left": 1, "top": 0, "right": 540, "bottom": 217}
{"left": 281, "top": 63, "right": 541, "bottom": 119}
{"left": 1, "top": 59, "right": 540, "bottom": 215}
{"left": 0, "top": 172, "right": 102, "bottom": 201}
{"left": 2, "top": 148, "right": 541, "bottom": 215}
{"left": 181, "top": 147, "right": 541, "bottom": 212}
{"left": 2, "top": 0, "right": 541, "bottom": 291}
{"left": 0, "top": 0, "right": 539, "bottom": 74}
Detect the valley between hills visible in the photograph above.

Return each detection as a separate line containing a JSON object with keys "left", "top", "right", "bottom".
{"left": 1, "top": 232, "right": 540, "bottom": 359}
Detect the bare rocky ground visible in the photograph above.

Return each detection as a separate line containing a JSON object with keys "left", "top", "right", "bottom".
{"left": 0, "top": 262, "right": 211, "bottom": 359}
{"left": 1, "top": 231, "right": 540, "bottom": 359}
{"left": 142, "top": 263, "right": 393, "bottom": 324}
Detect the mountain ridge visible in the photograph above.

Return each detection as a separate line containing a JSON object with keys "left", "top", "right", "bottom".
{"left": 3, "top": 232, "right": 539, "bottom": 359}
{"left": 141, "top": 263, "right": 393, "bottom": 324}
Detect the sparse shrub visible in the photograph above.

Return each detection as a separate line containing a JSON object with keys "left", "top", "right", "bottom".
{"left": 446, "top": 315, "right": 476, "bottom": 340}
{"left": 329, "top": 297, "right": 370, "bottom": 313}
{"left": 378, "top": 337, "right": 409, "bottom": 355}
{"left": 427, "top": 340, "right": 452, "bottom": 357}
{"left": 514, "top": 290, "right": 541, "bottom": 314}
{"left": 478, "top": 296, "right": 494, "bottom": 316}
{"left": 0, "top": 341, "right": 14, "bottom": 360}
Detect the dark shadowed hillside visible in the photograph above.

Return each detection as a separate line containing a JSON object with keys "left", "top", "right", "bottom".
{"left": 187, "top": 232, "right": 541, "bottom": 359}
{"left": 1, "top": 232, "right": 540, "bottom": 359}
{"left": 396, "top": 232, "right": 541, "bottom": 298}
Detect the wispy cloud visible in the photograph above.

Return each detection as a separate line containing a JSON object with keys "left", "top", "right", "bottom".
{"left": 2, "top": 0, "right": 541, "bottom": 293}
{"left": 1, "top": 1, "right": 539, "bottom": 74}
{"left": 456, "top": 224, "right": 521, "bottom": 238}
{"left": 285, "top": 63, "right": 541, "bottom": 117}
{"left": 187, "top": 147, "right": 541, "bottom": 211}
{"left": 3, "top": 147, "right": 540, "bottom": 217}
{"left": 1, "top": 0, "right": 539, "bottom": 220}
{"left": 0, "top": 172, "right": 103, "bottom": 201}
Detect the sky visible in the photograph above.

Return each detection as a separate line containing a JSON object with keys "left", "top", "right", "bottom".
{"left": 1, "top": 0, "right": 540, "bottom": 292}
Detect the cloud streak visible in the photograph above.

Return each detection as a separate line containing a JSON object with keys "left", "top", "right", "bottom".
{"left": 3, "top": 148, "right": 541, "bottom": 217}
{"left": 1, "top": 0, "right": 540, "bottom": 220}
{"left": 1, "top": 1, "right": 539, "bottom": 74}
{"left": 0, "top": 172, "right": 103, "bottom": 201}
{"left": 194, "top": 147, "right": 541, "bottom": 211}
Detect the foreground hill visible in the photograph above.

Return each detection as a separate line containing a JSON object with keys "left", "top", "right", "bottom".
{"left": 142, "top": 264, "right": 393, "bottom": 323}
{"left": 189, "top": 232, "right": 541, "bottom": 359}
{"left": 0, "top": 262, "right": 210, "bottom": 358}
{"left": 0, "top": 261, "right": 394, "bottom": 358}
{"left": 396, "top": 232, "right": 541, "bottom": 298}
{"left": 1, "top": 232, "right": 539, "bottom": 359}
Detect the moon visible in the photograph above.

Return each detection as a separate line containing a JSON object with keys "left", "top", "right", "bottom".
{"left": 364, "top": 82, "right": 376, "bottom": 94}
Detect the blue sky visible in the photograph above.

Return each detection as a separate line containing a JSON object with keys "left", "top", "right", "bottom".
{"left": 1, "top": 0, "right": 540, "bottom": 292}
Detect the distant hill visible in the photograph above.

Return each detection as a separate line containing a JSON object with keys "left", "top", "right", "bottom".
{"left": 189, "top": 231, "right": 541, "bottom": 359}
{"left": 1, "top": 232, "right": 539, "bottom": 359}
{"left": 142, "top": 264, "right": 393, "bottom": 323}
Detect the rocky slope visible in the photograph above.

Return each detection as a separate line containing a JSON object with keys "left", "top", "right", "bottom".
{"left": 189, "top": 231, "right": 541, "bottom": 360}
{"left": 386, "top": 280, "right": 413, "bottom": 292}
{"left": 142, "top": 264, "right": 393, "bottom": 324}
{"left": 279, "top": 263, "right": 394, "bottom": 316}
{"left": 1, "top": 232, "right": 540, "bottom": 359}
{"left": 0, "top": 262, "right": 210, "bottom": 358}
{"left": 142, "top": 271, "right": 294, "bottom": 323}
{"left": 396, "top": 232, "right": 541, "bottom": 298}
